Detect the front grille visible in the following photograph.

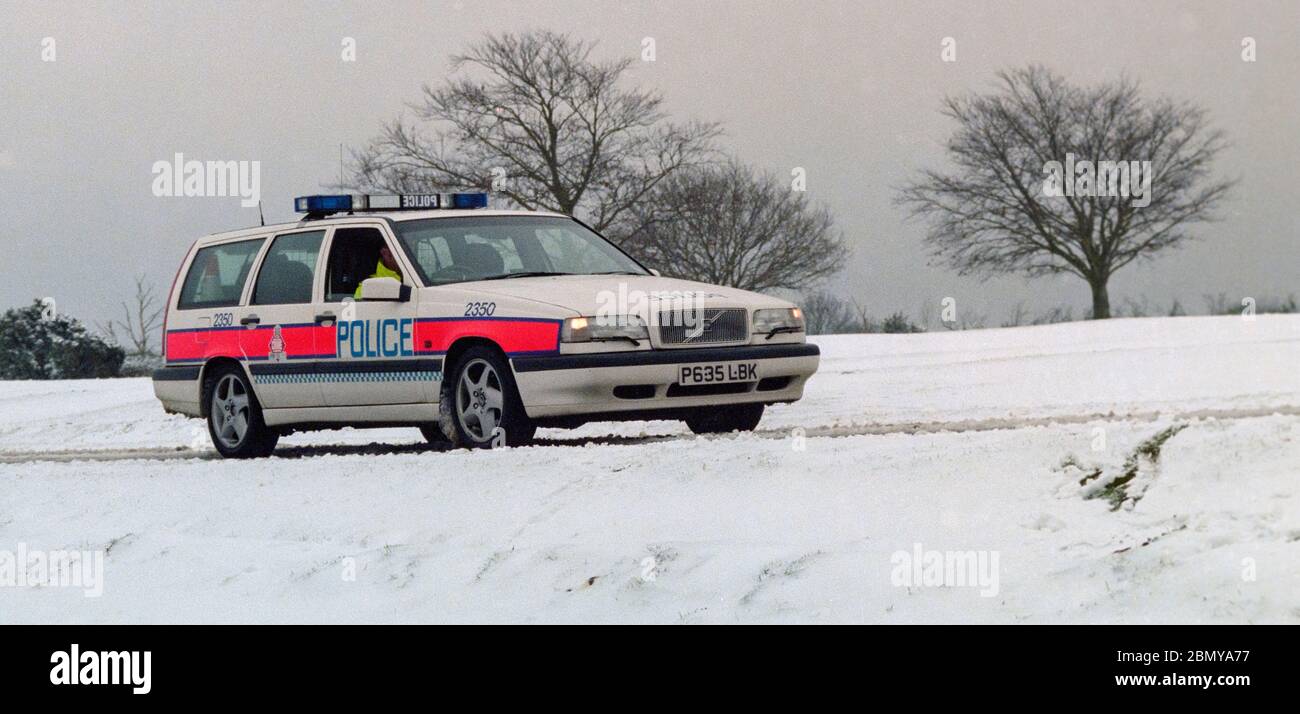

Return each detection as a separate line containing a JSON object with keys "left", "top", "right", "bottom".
{"left": 656, "top": 308, "right": 747, "bottom": 346}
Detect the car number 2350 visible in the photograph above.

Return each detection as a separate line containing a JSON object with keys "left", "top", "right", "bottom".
{"left": 678, "top": 362, "right": 758, "bottom": 386}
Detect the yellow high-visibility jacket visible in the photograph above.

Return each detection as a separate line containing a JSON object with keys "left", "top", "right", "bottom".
{"left": 354, "top": 261, "right": 401, "bottom": 299}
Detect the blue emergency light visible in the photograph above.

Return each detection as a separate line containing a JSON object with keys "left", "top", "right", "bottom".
{"left": 294, "top": 195, "right": 354, "bottom": 213}
{"left": 294, "top": 192, "right": 489, "bottom": 215}
{"left": 449, "top": 192, "right": 490, "bottom": 209}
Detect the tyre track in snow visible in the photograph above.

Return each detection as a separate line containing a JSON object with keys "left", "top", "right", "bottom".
{"left": 2, "top": 403, "right": 1297, "bottom": 464}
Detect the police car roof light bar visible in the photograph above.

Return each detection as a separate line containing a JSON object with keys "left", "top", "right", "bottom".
{"left": 294, "top": 192, "right": 489, "bottom": 217}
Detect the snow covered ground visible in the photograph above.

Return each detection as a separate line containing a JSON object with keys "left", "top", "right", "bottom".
{"left": 0, "top": 315, "right": 1297, "bottom": 623}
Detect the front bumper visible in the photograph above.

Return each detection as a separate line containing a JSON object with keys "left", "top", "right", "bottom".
{"left": 510, "top": 342, "right": 820, "bottom": 418}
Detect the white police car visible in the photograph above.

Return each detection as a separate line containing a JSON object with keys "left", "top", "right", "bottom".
{"left": 152, "top": 193, "right": 820, "bottom": 457}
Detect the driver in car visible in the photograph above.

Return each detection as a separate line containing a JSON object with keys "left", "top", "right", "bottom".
{"left": 355, "top": 246, "right": 403, "bottom": 299}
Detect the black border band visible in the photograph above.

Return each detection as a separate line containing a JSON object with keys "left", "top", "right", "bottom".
{"left": 152, "top": 366, "right": 202, "bottom": 381}
{"left": 153, "top": 359, "right": 443, "bottom": 381}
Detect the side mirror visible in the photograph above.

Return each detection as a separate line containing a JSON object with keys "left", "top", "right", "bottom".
{"left": 359, "top": 277, "right": 411, "bottom": 302}
{"left": 649, "top": 268, "right": 661, "bottom": 277}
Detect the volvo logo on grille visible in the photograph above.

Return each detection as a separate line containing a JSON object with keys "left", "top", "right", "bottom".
{"left": 685, "top": 310, "right": 723, "bottom": 340}
{"left": 659, "top": 308, "right": 745, "bottom": 346}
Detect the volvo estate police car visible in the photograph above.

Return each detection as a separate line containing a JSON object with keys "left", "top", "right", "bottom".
{"left": 152, "top": 193, "right": 820, "bottom": 457}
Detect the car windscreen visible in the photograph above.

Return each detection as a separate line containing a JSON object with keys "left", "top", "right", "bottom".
{"left": 392, "top": 216, "right": 647, "bottom": 287}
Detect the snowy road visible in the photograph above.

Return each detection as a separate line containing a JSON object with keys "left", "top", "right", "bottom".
{"left": 4, "top": 403, "right": 1299, "bottom": 464}
{"left": 1, "top": 315, "right": 1297, "bottom": 623}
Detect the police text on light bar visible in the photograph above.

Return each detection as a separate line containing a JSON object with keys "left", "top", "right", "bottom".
{"left": 293, "top": 192, "right": 489, "bottom": 214}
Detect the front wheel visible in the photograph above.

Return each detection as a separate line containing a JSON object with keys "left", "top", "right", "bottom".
{"left": 439, "top": 346, "right": 536, "bottom": 449}
{"left": 205, "top": 366, "right": 279, "bottom": 458}
{"left": 684, "top": 403, "right": 765, "bottom": 435}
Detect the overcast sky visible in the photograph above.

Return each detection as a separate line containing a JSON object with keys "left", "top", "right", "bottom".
{"left": 2, "top": 0, "right": 1296, "bottom": 329}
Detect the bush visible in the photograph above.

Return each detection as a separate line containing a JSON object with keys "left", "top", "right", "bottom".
{"left": 799, "top": 292, "right": 927, "bottom": 334}
{"left": 120, "top": 353, "right": 164, "bottom": 378}
{"left": 1204, "top": 293, "right": 1298, "bottom": 315}
{"left": 0, "top": 301, "right": 125, "bottom": 379}
{"left": 879, "top": 311, "right": 924, "bottom": 333}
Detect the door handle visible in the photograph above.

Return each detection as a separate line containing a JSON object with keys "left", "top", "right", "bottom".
{"left": 314, "top": 312, "right": 336, "bottom": 325}
{"left": 240, "top": 314, "right": 261, "bottom": 327}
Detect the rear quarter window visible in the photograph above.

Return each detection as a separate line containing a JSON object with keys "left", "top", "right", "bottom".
{"left": 177, "top": 238, "right": 265, "bottom": 310}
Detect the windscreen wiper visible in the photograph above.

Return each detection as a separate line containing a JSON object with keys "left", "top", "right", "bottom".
{"left": 481, "top": 271, "right": 573, "bottom": 280}
{"left": 764, "top": 326, "right": 803, "bottom": 340}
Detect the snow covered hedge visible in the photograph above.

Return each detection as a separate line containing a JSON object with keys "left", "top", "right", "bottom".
{"left": 0, "top": 301, "right": 124, "bottom": 379}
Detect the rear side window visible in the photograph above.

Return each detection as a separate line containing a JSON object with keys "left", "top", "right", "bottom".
{"left": 252, "top": 230, "right": 325, "bottom": 305}
{"left": 177, "top": 238, "right": 265, "bottom": 310}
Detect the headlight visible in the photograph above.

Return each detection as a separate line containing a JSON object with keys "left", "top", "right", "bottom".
{"left": 752, "top": 307, "right": 804, "bottom": 336}
{"left": 561, "top": 315, "right": 649, "bottom": 343}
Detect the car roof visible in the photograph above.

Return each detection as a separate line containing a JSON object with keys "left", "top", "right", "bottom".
{"left": 196, "top": 209, "right": 571, "bottom": 246}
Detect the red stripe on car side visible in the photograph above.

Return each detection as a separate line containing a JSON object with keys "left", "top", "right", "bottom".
{"left": 166, "top": 319, "right": 560, "bottom": 362}
{"left": 165, "top": 324, "right": 327, "bottom": 362}
{"left": 413, "top": 319, "right": 560, "bottom": 355}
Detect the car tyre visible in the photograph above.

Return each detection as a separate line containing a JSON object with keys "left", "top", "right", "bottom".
{"left": 205, "top": 364, "right": 279, "bottom": 458}
{"left": 419, "top": 424, "right": 450, "bottom": 444}
{"left": 438, "top": 346, "right": 536, "bottom": 449}
{"left": 684, "top": 403, "right": 765, "bottom": 435}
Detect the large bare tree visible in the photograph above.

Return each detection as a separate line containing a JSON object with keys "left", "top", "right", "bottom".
{"left": 624, "top": 160, "right": 848, "bottom": 292}
{"left": 898, "top": 66, "right": 1233, "bottom": 318}
{"left": 348, "top": 30, "right": 720, "bottom": 239}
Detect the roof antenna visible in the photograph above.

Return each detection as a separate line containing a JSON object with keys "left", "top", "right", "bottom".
{"left": 258, "top": 200, "right": 265, "bottom": 227}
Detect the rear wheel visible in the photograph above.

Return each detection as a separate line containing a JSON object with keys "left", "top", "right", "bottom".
{"left": 439, "top": 346, "right": 536, "bottom": 449}
{"left": 205, "top": 366, "right": 279, "bottom": 458}
{"left": 684, "top": 403, "right": 765, "bottom": 435}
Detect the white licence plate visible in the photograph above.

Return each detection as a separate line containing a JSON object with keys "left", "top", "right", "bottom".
{"left": 678, "top": 362, "right": 758, "bottom": 386}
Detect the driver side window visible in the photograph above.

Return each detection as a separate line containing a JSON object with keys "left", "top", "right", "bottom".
{"left": 324, "top": 227, "right": 398, "bottom": 302}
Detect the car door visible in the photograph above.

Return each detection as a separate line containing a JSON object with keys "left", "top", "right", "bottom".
{"left": 317, "top": 225, "right": 428, "bottom": 407}
{"left": 240, "top": 228, "right": 328, "bottom": 409}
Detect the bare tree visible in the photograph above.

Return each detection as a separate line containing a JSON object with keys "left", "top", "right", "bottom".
{"left": 99, "top": 275, "right": 163, "bottom": 358}
{"left": 848, "top": 297, "right": 872, "bottom": 332}
{"left": 348, "top": 30, "right": 720, "bottom": 239}
{"left": 624, "top": 161, "right": 848, "bottom": 292}
{"left": 898, "top": 66, "right": 1233, "bottom": 318}
{"left": 801, "top": 291, "right": 858, "bottom": 335}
